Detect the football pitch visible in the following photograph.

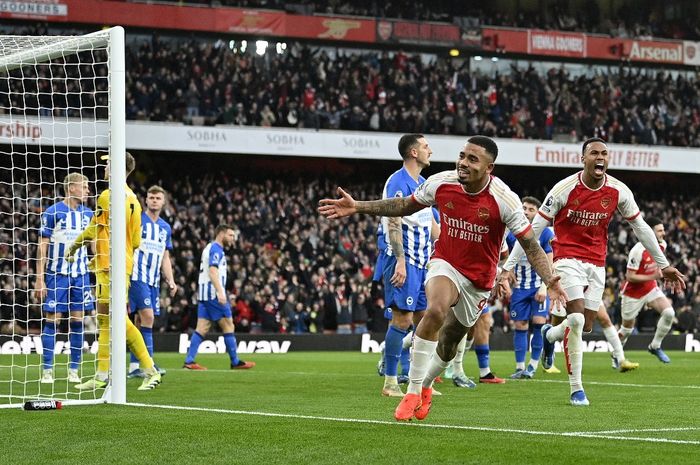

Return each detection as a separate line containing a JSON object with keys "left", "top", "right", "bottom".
{"left": 2, "top": 351, "right": 699, "bottom": 464}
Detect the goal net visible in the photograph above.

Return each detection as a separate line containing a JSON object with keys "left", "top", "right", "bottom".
{"left": 0, "top": 27, "right": 127, "bottom": 408}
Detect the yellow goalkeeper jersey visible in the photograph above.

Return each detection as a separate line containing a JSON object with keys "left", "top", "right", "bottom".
{"left": 77, "top": 185, "right": 142, "bottom": 274}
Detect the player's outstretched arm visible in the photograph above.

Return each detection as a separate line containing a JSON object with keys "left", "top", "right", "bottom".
{"left": 627, "top": 215, "right": 686, "bottom": 293}
{"left": 517, "top": 229, "right": 567, "bottom": 309}
{"left": 318, "top": 187, "right": 423, "bottom": 219}
{"left": 65, "top": 220, "right": 97, "bottom": 262}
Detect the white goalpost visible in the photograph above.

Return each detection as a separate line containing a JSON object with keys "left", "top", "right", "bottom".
{"left": 0, "top": 27, "right": 126, "bottom": 407}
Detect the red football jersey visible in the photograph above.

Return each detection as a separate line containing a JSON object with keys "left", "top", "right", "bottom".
{"left": 539, "top": 172, "right": 640, "bottom": 266}
{"left": 621, "top": 241, "right": 666, "bottom": 298}
{"left": 413, "top": 172, "right": 531, "bottom": 290}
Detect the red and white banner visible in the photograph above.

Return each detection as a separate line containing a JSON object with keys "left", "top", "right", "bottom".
{"left": 528, "top": 30, "right": 585, "bottom": 57}
{"left": 483, "top": 27, "right": 692, "bottom": 65}
{"left": 284, "top": 15, "right": 375, "bottom": 42}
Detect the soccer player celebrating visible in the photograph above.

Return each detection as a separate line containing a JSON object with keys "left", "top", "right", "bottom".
{"left": 618, "top": 217, "right": 676, "bottom": 363}
{"left": 67, "top": 152, "right": 162, "bottom": 391}
{"left": 34, "top": 173, "right": 94, "bottom": 384}
{"left": 183, "top": 224, "right": 254, "bottom": 370}
{"left": 319, "top": 136, "right": 567, "bottom": 421}
{"left": 127, "top": 185, "right": 177, "bottom": 378}
{"left": 501, "top": 138, "right": 685, "bottom": 406}
{"left": 377, "top": 134, "right": 439, "bottom": 397}
{"left": 506, "top": 196, "right": 554, "bottom": 379}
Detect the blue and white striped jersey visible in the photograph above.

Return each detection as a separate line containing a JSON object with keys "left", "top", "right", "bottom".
{"left": 131, "top": 213, "right": 173, "bottom": 287}
{"left": 381, "top": 167, "right": 434, "bottom": 269}
{"left": 197, "top": 241, "right": 227, "bottom": 302}
{"left": 506, "top": 226, "right": 554, "bottom": 290}
{"left": 40, "top": 201, "right": 93, "bottom": 277}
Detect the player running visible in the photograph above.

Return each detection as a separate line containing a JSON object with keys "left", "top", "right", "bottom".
{"left": 618, "top": 217, "right": 676, "bottom": 363}
{"left": 501, "top": 138, "right": 685, "bottom": 406}
{"left": 320, "top": 135, "right": 567, "bottom": 421}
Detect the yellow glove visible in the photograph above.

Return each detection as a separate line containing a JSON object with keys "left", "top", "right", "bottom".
{"left": 65, "top": 243, "right": 79, "bottom": 263}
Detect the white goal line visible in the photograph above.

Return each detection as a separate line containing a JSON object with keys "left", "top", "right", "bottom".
{"left": 126, "top": 402, "right": 700, "bottom": 446}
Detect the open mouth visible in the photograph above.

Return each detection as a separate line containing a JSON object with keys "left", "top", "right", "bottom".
{"left": 594, "top": 163, "right": 605, "bottom": 175}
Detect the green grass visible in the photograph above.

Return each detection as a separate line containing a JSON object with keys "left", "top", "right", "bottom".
{"left": 1, "top": 351, "right": 699, "bottom": 464}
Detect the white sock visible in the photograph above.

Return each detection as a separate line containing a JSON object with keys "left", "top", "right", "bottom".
{"left": 95, "top": 371, "right": 109, "bottom": 382}
{"left": 402, "top": 331, "right": 413, "bottom": 350}
{"left": 407, "top": 335, "right": 438, "bottom": 395}
{"left": 516, "top": 362, "right": 526, "bottom": 370}
{"left": 479, "top": 367, "right": 491, "bottom": 377}
{"left": 618, "top": 326, "right": 634, "bottom": 346}
{"left": 423, "top": 353, "right": 450, "bottom": 388}
{"left": 451, "top": 335, "right": 468, "bottom": 378}
{"left": 547, "top": 320, "right": 569, "bottom": 342}
{"left": 565, "top": 313, "right": 585, "bottom": 394}
{"left": 129, "top": 362, "right": 139, "bottom": 372}
{"left": 603, "top": 325, "right": 625, "bottom": 362}
{"left": 651, "top": 308, "right": 674, "bottom": 349}
{"left": 528, "top": 359, "right": 539, "bottom": 370}
{"left": 384, "top": 375, "right": 398, "bottom": 386}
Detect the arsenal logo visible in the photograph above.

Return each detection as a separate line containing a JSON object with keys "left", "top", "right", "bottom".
{"left": 377, "top": 21, "right": 393, "bottom": 41}
{"left": 477, "top": 207, "right": 490, "bottom": 220}
{"left": 600, "top": 197, "right": 612, "bottom": 209}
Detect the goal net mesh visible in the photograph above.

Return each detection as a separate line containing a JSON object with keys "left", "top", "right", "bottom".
{"left": 0, "top": 31, "right": 114, "bottom": 406}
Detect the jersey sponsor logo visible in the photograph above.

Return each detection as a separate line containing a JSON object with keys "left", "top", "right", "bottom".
{"left": 600, "top": 197, "right": 612, "bottom": 209}
{"left": 566, "top": 209, "right": 608, "bottom": 226}
{"left": 442, "top": 212, "right": 489, "bottom": 243}
{"left": 477, "top": 207, "right": 490, "bottom": 221}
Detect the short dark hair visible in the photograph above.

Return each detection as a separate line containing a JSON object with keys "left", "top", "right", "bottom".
{"left": 215, "top": 224, "right": 234, "bottom": 237}
{"left": 646, "top": 216, "right": 663, "bottom": 229}
{"left": 125, "top": 151, "right": 136, "bottom": 176}
{"left": 398, "top": 134, "right": 424, "bottom": 160}
{"left": 582, "top": 137, "right": 607, "bottom": 155}
{"left": 522, "top": 196, "right": 542, "bottom": 208}
{"left": 467, "top": 135, "right": 498, "bottom": 160}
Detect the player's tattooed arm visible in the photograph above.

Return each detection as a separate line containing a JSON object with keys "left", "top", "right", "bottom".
{"left": 356, "top": 196, "right": 423, "bottom": 217}
{"left": 517, "top": 231, "right": 554, "bottom": 286}
{"left": 387, "top": 217, "right": 405, "bottom": 259}
{"left": 318, "top": 187, "right": 424, "bottom": 219}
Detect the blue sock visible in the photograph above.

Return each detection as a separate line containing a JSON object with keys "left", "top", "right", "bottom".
{"left": 384, "top": 325, "right": 409, "bottom": 377}
{"left": 69, "top": 320, "right": 83, "bottom": 370}
{"left": 223, "top": 332, "right": 239, "bottom": 366}
{"left": 475, "top": 344, "right": 490, "bottom": 370}
{"left": 41, "top": 321, "right": 56, "bottom": 370}
{"left": 514, "top": 329, "right": 528, "bottom": 365}
{"left": 140, "top": 326, "right": 154, "bottom": 357}
{"left": 530, "top": 324, "right": 544, "bottom": 364}
{"left": 185, "top": 331, "right": 204, "bottom": 364}
{"left": 400, "top": 346, "right": 411, "bottom": 376}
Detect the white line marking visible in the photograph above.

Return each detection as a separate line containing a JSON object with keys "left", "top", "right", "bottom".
{"left": 126, "top": 402, "right": 700, "bottom": 446}
{"left": 581, "top": 427, "right": 700, "bottom": 435}
{"left": 525, "top": 379, "right": 700, "bottom": 390}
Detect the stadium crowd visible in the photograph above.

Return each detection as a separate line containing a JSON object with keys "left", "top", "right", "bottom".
{"left": 150, "top": 0, "right": 700, "bottom": 40}
{"left": 1, "top": 159, "right": 698, "bottom": 336}
{"left": 4, "top": 23, "right": 699, "bottom": 148}
{"left": 124, "top": 38, "right": 700, "bottom": 148}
